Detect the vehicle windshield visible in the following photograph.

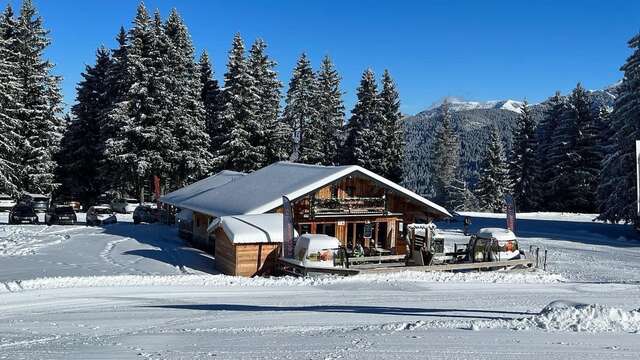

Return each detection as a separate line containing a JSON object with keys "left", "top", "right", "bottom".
{"left": 0, "top": 196, "right": 12, "bottom": 200}
{"left": 126, "top": 199, "right": 139, "bottom": 204}
{"left": 94, "top": 208, "right": 113, "bottom": 215}
{"left": 55, "top": 206, "right": 74, "bottom": 214}
{"left": 13, "top": 206, "right": 35, "bottom": 216}
{"left": 32, "top": 197, "right": 48, "bottom": 202}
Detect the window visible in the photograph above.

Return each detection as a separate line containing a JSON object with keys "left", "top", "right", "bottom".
{"left": 299, "top": 224, "right": 311, "bottom": 234}
{"left": 330, "top": 185, "right": 338, "bottom": 198}
{"left": 317, "top": 223, "right": 336, "bottom": 237}
{"left": 346, "top": 186, "right": 355, "bottom": 197}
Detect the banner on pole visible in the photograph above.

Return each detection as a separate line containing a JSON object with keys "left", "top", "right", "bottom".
{"left": 505, "top": 194, "right": 516, "bottom": 232}
{"left": 282, "top": 196, "right": 294, "bottom": 258}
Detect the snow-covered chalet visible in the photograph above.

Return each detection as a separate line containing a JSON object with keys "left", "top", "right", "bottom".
{"left": 161, "top": 161, "right": 450, "bottom": 276}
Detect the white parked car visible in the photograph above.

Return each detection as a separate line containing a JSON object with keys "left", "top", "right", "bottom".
{"left": 110, "top": 198, "right": 139, "bottom": 213}
{"left": 86, "top": 205, "right": 117, "bottom": 226}
{"left": 0, "top": 194, "right": 16, "bottom": 211}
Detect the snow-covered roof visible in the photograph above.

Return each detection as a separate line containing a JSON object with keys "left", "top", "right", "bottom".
{"left": 211, "top": 213, "right": 286, "bottom": 244}
{"left": 476, "top": 228, "right": 516, "bottom": 241}
{"left": 163, "top": 162, "right": 451, "bottom": 218}
{"left": 161, "top": 170, "right": 245, "bottom": 207}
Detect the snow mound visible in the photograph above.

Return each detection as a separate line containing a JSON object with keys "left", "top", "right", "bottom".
{"left": 0, "top": 270, "right": 563, "bottom": 293}
{"left": 518, "top": 302, "right": 640, "bottom": 333}
{"left": 474, "top": 301, "right": 640, "bottom": 333}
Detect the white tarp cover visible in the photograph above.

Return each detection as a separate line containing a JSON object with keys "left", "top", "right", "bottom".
{"left": 476, "top": 227, "right": 516, "bottom": 242}
{"left": 212, "top": 213, "right": 286, "bottom": 244}
{"left": 162, "top": 162, "right": 451, "bottom": 219}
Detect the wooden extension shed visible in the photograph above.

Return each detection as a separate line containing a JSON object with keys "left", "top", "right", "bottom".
{"left": 161, "top": 161, "right": 451, "bottom": 277}
{"left": 208, "top": 214, "right": 284, "bottom": 277}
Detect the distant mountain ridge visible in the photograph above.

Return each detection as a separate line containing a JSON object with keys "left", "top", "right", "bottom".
{"left": 401, "top": 86, "right": 617, "bottom": 197}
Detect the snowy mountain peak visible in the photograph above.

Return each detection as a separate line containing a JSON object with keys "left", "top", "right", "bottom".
{"left": 426, "top": 97, "right": 524, "bottom": 114}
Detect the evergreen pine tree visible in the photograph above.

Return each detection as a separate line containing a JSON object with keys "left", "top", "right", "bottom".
{"left": 344, "top": 69, "right": 386, "bottom": 173}
{"left": 282, "top": 53, "right": 322, "bottom": 164}
{"left": 597, "top": 32, "right": 640, "bottom": 222}
{"left": 476, "top": 126, "right": 509, "bottom": 212}
{"left": 248, "top": 39, "right": 288, "bottom": 165}
{"left": 216, "top": 33, "right": 263, "bottom": 172}
{"left": 379, "top": 69, "right": 404, "bottom": 181}
{"left": 164, "top": 9, "right": 212, "bottom": 188}
{"left": 431, "top": 101, "right": 461, "bottom": 209}
{"left": 105, "top": 4, "right": 170, "bottom": 197}
{"left": 198, "top": 50, "right": 224, "bottom": 162}
{"left": 58, "top": 47, "right": 112, "bottom": 206}
{"left": 316, "top": 55, "right": 344, "bottom": 165}
{"left": 548, "top": 84, "right": 601, "bottom": 213}
{"left": 535, "top": 91, "right": 567, "bottom": 209}
{"left": 13, "top": 0, "right": 64, "bottom": 194}
{"left": 0, "top": 5, "right": 22, "bottom": 195}
{"left": 508, "top": 100, "right": 538, "bottom": 211}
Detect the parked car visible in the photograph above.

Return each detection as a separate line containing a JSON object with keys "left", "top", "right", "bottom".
{"left": 110, "top": 198, "right": 139, "bottom": 213}
{"left": 86, "top": 206, "right": 117, "bottom": 226}
{"left": 133, "top": 205, "right": 159, "bottom": 225}
{"left": 19, "top": 194, "right": 50, "bottom": 212}
{"left": 45, "top": 205, "right": 77, "bottom": 225}
{"left": 8, "top": 204, "right": 39, "bottom": 224}
{"left": 0, "top": 194, "right": 16, "bottom": 211}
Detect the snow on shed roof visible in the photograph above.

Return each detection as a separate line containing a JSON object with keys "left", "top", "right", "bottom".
{"left": 165, "top": 162, "right": 451, "bottom": 218}
{"left": 161, "top": 170, "right": 245, "bottom": 206}
{"left": 211, "top": 213, "right": 286, "bottom": 244}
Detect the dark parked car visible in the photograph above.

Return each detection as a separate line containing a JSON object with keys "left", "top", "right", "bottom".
{"left": 133, "top": 205, "right": 159, "bottom": 225}
{"left": 19, "top": 194, "right": 50, "bottom": 212}
{"left": 45, "top": 205, "right": 77, "bottom": 225}
{"left": 8, "top": 204, "right": 39, "bottom": 224}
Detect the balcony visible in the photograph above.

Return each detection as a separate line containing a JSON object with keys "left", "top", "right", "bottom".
{"left": 311, "top": 197, "right": 386, "bottom": 217}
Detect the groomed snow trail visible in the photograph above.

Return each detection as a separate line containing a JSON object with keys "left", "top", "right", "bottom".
{"left": 0, "top": 212, "right": 639, "bottom": 359}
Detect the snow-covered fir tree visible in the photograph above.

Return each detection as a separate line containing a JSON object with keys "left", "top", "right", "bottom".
{"left": 248, "top": 39, "right": 288, "bottom": 165}
{"left": 198, "top": 50, "right": 224, "bottom": 162}
{"left": 535, "top": 91, "right": 567, "bottom": 209}
{"left": 379, "top": 69, "right": 404, "bottom": 182}
{"left": 548, "top": 84, "right": 601, "bottom": 213}
{"left": 12, "top": 0, "right": 64, "bottom": 194}
{"left": 0, "top": 5, "right": 22, "bottom": 195}
{"left": 104, "top": 4, "right": 173, "bottom": 197}
{"left": 344, "top": 69, "right": 386, "bottom": 173}
{"left": 216, "top": 33, "right": 263, "bottom": 172}
{"left": 164, "top": 9, "right": 212, "bottom": 188}
{"left": 508, "top": 100, "right": 538, "bottom": 211}
{"left": 57, "top": 47, "right": 112, "bottom": 206}
{"left": 597, "top": 32, "right": 640, "bottom": 223}
{"left": 475, "top": 126, "right": 509, "bottom": 212}
{"left": 282, "top": 53, "right": 322, "bottom": 164}
{"left": 431, "top": 101, "right": 461, "bottom": 209}
{"left": 316, "top": 55, "right": 345, "bottom": 165}
{"left": 447, "top": 178, "right": 477, "bottom": 212}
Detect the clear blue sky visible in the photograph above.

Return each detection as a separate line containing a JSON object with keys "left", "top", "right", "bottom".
{"left": 5, "top": 0, "right": 640, "bottom": 114}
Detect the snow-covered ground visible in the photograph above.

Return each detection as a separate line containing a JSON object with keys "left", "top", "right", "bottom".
{"left": 1, "top": 211, "right": 640, "bottom": 359}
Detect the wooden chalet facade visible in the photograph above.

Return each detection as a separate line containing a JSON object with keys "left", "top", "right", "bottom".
{"left": 161, "top": 162, "right": 450, "bottom": 277}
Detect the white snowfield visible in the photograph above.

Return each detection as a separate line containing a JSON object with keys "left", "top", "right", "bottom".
{"left": 1, "top": 212, "right": 640, "bottom": 359}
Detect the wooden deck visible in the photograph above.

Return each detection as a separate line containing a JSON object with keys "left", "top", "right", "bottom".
{"left": 277, "top": 257, "right": 535, "bottom": 277}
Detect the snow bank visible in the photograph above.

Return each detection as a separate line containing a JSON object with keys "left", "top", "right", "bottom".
{"left": 472, "top": 300, "right": 640, "bottom": 333}
{"left": 0, "top": 270, "right": 563, "bottom": 293}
